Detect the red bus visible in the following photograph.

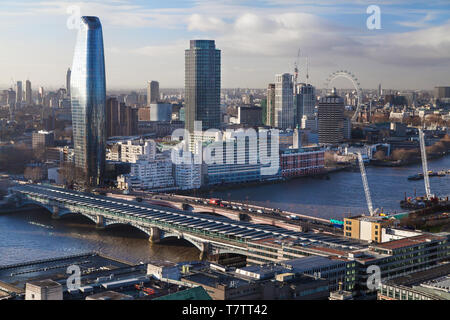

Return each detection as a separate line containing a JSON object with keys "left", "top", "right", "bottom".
{"left": 208, "top": 198, "right": 222, "bottom": 206}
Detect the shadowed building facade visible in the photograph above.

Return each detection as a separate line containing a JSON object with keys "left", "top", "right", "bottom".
{"left": 317, "top": 89, "right": 344, "bottom": 145}
{"left": 71, "top": 16, "right": 106, "bottom": 186}
{"left": 185, "top": 40, "right": 221, "bottom": 134}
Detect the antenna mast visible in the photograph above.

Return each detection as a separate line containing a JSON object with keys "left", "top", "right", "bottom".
{"left": 294, "top": 49, "right": 300, "bottom": 90}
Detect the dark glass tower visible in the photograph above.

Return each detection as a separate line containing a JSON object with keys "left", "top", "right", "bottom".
{"left": 185, "top": 40, "right": 221, "bottom": 133}
{"left": 71, "top": 16, "right": 106, "bottom": 186}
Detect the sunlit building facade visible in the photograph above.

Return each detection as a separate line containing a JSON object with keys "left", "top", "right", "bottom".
{"left": 274, "top": 73, "right": 294, "bottom": 130}
{"left": 185, "top": 40, "right": 221, "bottom": 134}
{"left": 71, "top": 16, "right": 106, "bottom": 186}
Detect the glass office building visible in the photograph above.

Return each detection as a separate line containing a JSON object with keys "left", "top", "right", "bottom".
{"left": 71, "top": 16, "right": 106, "bottom": 186}
{"left": 185, "top": 40, "right": 221, "bottom": 133}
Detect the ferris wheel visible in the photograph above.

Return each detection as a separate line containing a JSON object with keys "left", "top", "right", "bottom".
{"left": 324, "top": 70, "right": 362, "bottom": 122}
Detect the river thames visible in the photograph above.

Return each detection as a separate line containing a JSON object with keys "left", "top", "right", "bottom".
{"left": 1, "top": 156, "right": 449, "bottom": 266}
{"left": 211, "top": 155, "right": 450, "bottom": 219}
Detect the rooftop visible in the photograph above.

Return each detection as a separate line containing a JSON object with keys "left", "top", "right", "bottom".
{"left": 0, "top": 252, "right": 132, "bottom": 290}
{"left": 182, "top": 270, "right": 251, "bottom": 289}
{"left": 235, "top": 264, "right": 290, "bottom": 280}
{"left": 281, "top": 256, "right": 346, "bottom": 273}
{"left": 389, "top": 263, "right": 450, "bottom": 286}
{"left": 421, "top": 276, "right": 450, "bottom": 292}
{"left": 372, "top": 234, "right": 446, "bottom": 251}
{"left": 86, "top": 290, "right": 133, "bottom": 300}
{"left": 26, "top": 279, "right": 60, "bottom": 288}
{"left": 153, "top": 286, "right": 212, "bottom": 300}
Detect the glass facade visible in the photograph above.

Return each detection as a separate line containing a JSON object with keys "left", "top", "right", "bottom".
{"left": 71, "top": 16, "right": 106, "bottom": 186}
{"left": 185, "top": 40, "right": 221, "bottom": 133}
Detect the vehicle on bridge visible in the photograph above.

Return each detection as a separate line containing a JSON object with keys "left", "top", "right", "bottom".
{"left": 208, "top": 198, "right": 222, "bottom": 206}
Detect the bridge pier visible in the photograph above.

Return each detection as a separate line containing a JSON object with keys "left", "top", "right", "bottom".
{"left": 149, "top": 227, "right": 161, "bottom": 244}
{"left": 95, "top": 216, "right": 105, "bottom": 230}
{"left": 199, "top": 242, "right": 210, "bottom": 260}
{"left": 51, "top": 206, "right": 60, "bottom": 220}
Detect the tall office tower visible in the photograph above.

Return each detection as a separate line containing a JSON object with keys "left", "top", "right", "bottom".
{"left": 6, "top": 88, "right": 16, "bottom": 107}
{"left": 147, "top": 81, "right": 159, "bottom": 106}
{"left": 266, "top": 83, "right": 275, "bottom": 126}
{"left": 185, "top": 40, "right": 221, "bottom": 134}
{"left": 274, "top": 73, "right": 294, "bottom": 130}
{"left": 16, "top": 81, "right": 23, "bottom": 105}
{"left": 297, "top": 83, "right": 316, "bottom": 130}
{"left": 71, "top": 16, "right": 106, "bottom": 186}
{"left": 378, "top": 83, "right": 382, "bottom": 97}
{"left": 66, "top": 68, "right": 71, "bottom": 97}
{"left": 317, "top": 88, "right": 344, "bottom": 145}
{"left": 38, "top": 87, "right": 45, "bottom": 105}
{"left": 25, "top": 80, "right": 32, "bottom": 105}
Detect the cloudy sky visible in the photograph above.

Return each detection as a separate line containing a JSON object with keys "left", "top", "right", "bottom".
{"left": 1, "top": 0, "right": 449, "bottom": 90}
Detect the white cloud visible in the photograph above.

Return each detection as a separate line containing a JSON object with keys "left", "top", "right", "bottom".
{"left": 187, "top": 14, "right": 226, "bottom": 32}
{"left": 397, "top": 12, "right": 438, "bottom": 28}
{"left": 1, "top": 0, "right": 449, "bottom": 89}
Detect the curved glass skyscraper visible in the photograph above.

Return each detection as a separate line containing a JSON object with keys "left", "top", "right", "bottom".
{"left": 71, "top": 16, "right": 106, "bottom": 186}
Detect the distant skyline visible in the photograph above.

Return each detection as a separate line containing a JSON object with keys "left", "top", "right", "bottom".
{"left": 1, "top": 0, "right": 449, "bottom": 90}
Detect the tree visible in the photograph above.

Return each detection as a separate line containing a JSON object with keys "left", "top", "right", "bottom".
{"left": 324, "top": 151, "right": 337, "bottom": 167}
{"left": 260, "top": 98, "right": 267, "bottom": 125}
{"left": 24, "top": 166, "right": 45, "bottom": 182}
{"left": 373, "top": 150, "right": 386, "bottom": 160}
{"left": 59, "top": 162, "right": 87, "bottom": 189}
{"left": 0, "top": 145, "right": 33, "bottom": 173}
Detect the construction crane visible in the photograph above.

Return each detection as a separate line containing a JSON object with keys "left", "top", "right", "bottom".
{"left": 305, "top": 56, "right": 309, "bottom": 84}
{"left": 357, "top": 152, "right": 375, "bottom": 216}
{"left": 419, "top": 129, "right": 432, "bottom": 199}
{"left": 294, "top": 49, "right": 300, "bottom": 87}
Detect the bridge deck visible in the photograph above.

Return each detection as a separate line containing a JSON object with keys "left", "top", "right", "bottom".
{"left": 10, "top": 184, "right": 364, "bottom": 251}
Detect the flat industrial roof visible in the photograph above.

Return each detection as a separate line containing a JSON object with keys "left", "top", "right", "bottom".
{"left": 281, "top": 256, "right": 346, "bottom": 272}
{"left": 373, "top": 234, "right": 446, "bottom": 250}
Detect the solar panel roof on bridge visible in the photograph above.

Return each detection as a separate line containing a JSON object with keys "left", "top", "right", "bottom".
{"left": 12, "top": 184, "right": 364, "bottom": 249}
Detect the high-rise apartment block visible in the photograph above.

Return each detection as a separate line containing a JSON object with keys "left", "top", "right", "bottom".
{"left": 147, "top": 81, "right": 160, "bottom": 106}
{"left": 71, "top": 16, "right": 107, "bottom": 186}
{"left": 16, "top": 81, "right": 23, "bottom": 105}
{"left": 266, "top": 83, "right": 275, "bottom": 127}
{"left": 66, "top": 68, "right": 71, "bottom": 97}
{"left": 106, "top": 97, "right": 138, "bottom": 137}
{"left": 25, "top": 80, "right": 32, "bottom": 105}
